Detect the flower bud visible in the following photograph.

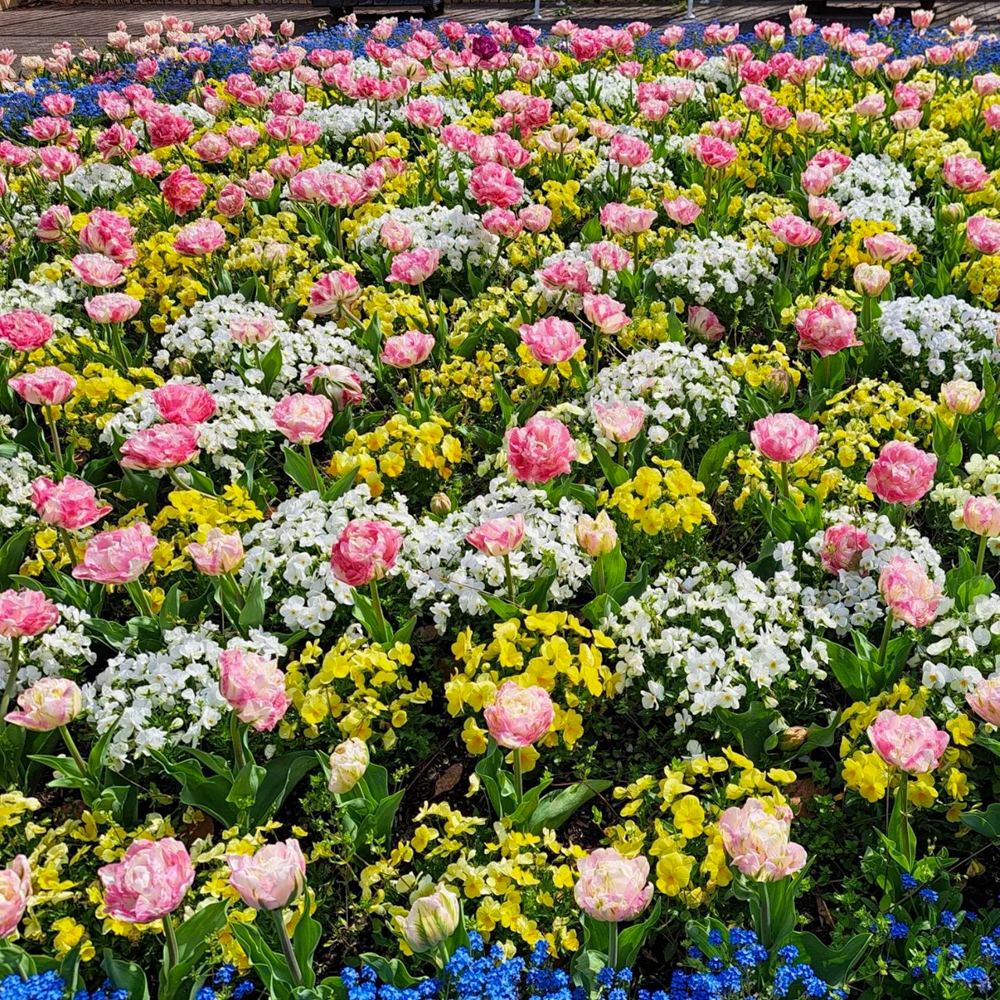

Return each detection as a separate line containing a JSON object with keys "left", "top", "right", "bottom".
{"left": 778, "top": 726, "right": 809, "bottom": 751}
{"left": 940, "top": 379, "right": 984, "bottom": 415}
{"left": 964, "top": 495, "right": 1000, "bottom": 537}
{"left": 170, "top": 357, "right": 193, "bottom": 377}
{"left": 328, "top": 736, "right": 369, "bottom": 794}
{"left": 941, "top": 201, "right": 966, "bottom": 223}
{"left": 402, "top": 886, "right": 461, "bottom": 953}
{"left": 576, "top": 511, "right": 618, "bottom": 557}
{"left": 430, "top": 493, "right": 452, "bottom": 516}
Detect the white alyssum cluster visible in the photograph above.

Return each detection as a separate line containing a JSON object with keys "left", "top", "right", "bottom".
{"left": 919, "top": 593, "right": 1000, "bottom": 698}
{"left": 827, "top": 153, "right": 934, "bottom": 235}
{"left": 799, "top": 508, "right": 946, "bottom": 633}
{"left": 100, "top": 373, "right": 278, "bottom": 479}
{"left": 0, "top": 274, "right": 82, "bottom": 315}
{"left": 607, "top": 548, "right": 826, "bottom": 730}
{"left": 651, "top": 234, "right": 776, "bottom": 307}
{"left": 0, "top": 605, "right": 95, "bottom": 690}
{"left": 240, "top": 484, "right": 416, "bottom": 635}
{"left": 0, "top": 449, "right": 41, "bottom": 530}
{"left": 402, "top": 479, "right": 591, "bottom": 629}
{"left": 83, "top": 626, "right": 284, "bottom": 767}
{"left": 300, "top": 102, "right": 378, "bottom": 144}
{"left": 154, "top": 293, "right": 374, "bottom": 393}
{"left": 589, "top": 341, "right": 739, "bottom": 449}
{"left": 63, "top": 162, "right": 134, "bottom": 204}
{"left": 351, "top": 203, "right": 499, "bottom": 272}
{"left": 877, "top": 295, "right": 1000, "bottom": 381}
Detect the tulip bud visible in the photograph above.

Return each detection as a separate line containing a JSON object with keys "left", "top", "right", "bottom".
{"left": 941, "top": 379, "right": 984, "bottom": 415}
{"left": 402, "top": 886, "right": 461, "bottom": 953}
{"left": 576, "top": 511, "right": 618, "bottom": 556}
{"left": 360, "top": 131, "right": 387, "bottom": 153}
{"left": 778, "top": 726, "right": 809, "bottom": 751}
{"left": 763, "top": 367, "right": 791, "bottom": 396}
{"left": 941, "top": 201, "right": 966, "bottom": 223}
{"left": 964, "top": 495, "right": 1000, "bottom": 536}
{"left": 853, "top": 263, "right": 891, "bottom": 297}
{"left": 170, "top": 357, "right": 193, "bottom": 377}
{"left": 430, "top": 493, "right": 452, "bottom": 515}
{"left": 328, "top": 736, "right": 369, "bottom": 794}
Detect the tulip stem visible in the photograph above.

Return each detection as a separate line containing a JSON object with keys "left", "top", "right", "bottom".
{"left": 0, "top": 636, "right": 21, "bottom": 720}
{"left": 503, "top": 554, "right": 516, "bottom": 604}
{"left": 512, "top": 747, "right": 523, "bottom": 803}
{"left": 58, "top": 528, "right": 78, "bottom": 568}
{"left": 975, "top": 533, "right": 989, "bottom": 577}
{"left": 59, "top": 725, "right": 88, "bottom": 774}
{"left": 272, "top": 908, "right": 303, "bottom": 986}
{"left": 779, "top": 461, "right": 789, "bottom": 499}
{"left": 876, "top": 614, "right": 894, "bottom": 668}
{"left": 231, "top": 711, "right": 247, "bottom": 773}
{"left": 607, "top": 919, "right": 619, "bottom": 970}
{"left": 44, "top": 406, "right": 64, "bottom": 470}
{"left": 163, "top": 913, "right": 179, "bottom": 971}
{"left": 369, "top": 579, "right": 388, "bottom": 643}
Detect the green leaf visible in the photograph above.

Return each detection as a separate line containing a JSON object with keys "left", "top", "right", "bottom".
{"left": 227, "top": 762, "right": 266, "bottom": 809}
{"left": 617, "top": 897, "right": 661, "bottom": 968}
{"left": 251, "top": 752, "right": 319, "bottom": 827}
{"left": 231, "top": 923, "right": 295, "bottom": 1000}
{"left": 322, "top": 467, "right": 359, "bottom": 503}
{"left": 160, "top": 902, "right": 229, "bottom": 1000}
{"left": 697, "top": 433, "right": 747, "bottom": 496}
{"left": 788, "top": 931, "right": 871, "bottom": 986}
{"left": 592, "top": 442, "right": 629, "bottom": 489}
{"left": 581, "top": 593, "right": 622, "bottom": 628}
{"left": 521, "top": 572, "right": 556, "bottom": 612}
{"left": 292, "top": 886, "right": 322, "bottom": 988}
{"left": 239, "top": 578, "right": 266, "bottom": 630}
{"left": 358, "top": 954, "right": 418, "bottom": 988}
{"left": 961, "top": 802, "right": 1000, "bottom": 839}
{"left": 715, "top": 701, "right": 777, "bottom": 762}
{"left": 593, "top": 546, "right": 626, "bottom": 594}
{"left": 0, "top": 528, "right": 32, "bottom": 589}
{"left": 103, "top": 951, "right": 149, "bottom": 1000}
{"left": 528, "top": 779, "right": 612, "bottom": 834}
{"left": 823, "top": 640, "right": 867, "bottom": 702}
{"left": 283, "top": 446, "right": 318, "bottom": 493}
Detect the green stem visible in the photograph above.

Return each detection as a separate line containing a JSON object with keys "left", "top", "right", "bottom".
{"left": 976, "top": 532, "right": 989, "bottom": 577}
{"left": 302, "top": 443, "right": 323, "bottom": 493}
{"left": 596, "top": 559, "right": 606, "bottom": 596}
{"left": 0, "top": 636, "right": 20, "bottom": 720}
{"left": 876, "top": 613, "right": 894, "bottom": 668}
{"left": 58, "top": 527, "right": 78, "bottom": 568}
{"left": 272, "top": 908, "right": 303, "bottom": 986}
{"left": 898, "top": 770, "right": 912, "bottom": 867}
{"left": 779, "top": 461, "right": 789, "bottom": 499}
{"left": 369, "top": 578, "right": 388, "bottom": 642}
{"left": 512, "top": 746, "right": 523, "bottom": 803}
{"left": 231, "top": 711, "right": 247, "bottom": 773}
{"left": 163, "top": 913, "right": 179, "bottom": 971}
{"left": 59, "top": 725, "right": 87, "bottom": 774}
{"left": 503, "top": 553, "right": 515, "bottom": 603}
{"left": 44, "top": 406, "right": 64, "bottom": 470}
{"left": 607, "top": 919, "right": 619, "bottom": 970}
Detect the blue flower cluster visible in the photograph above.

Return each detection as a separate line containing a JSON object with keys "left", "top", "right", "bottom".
{"left": 645, "top": 928, "right": 845, "bottom": 1000}
{"left": 194, "top": 966, "right": 255, "bottom": 1000}
{"left": 0, "top": 975, "right": 127, "bottom": 1000}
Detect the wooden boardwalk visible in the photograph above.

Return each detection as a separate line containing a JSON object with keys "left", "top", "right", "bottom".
{"left": 0, "top": 1, "right": 998, "bottom": 60}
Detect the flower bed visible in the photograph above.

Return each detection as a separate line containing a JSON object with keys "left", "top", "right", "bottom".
{"left": 1, "top": 6, "right": 1000, "bottom": 1000}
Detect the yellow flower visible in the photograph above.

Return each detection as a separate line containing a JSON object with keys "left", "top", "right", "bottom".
{"left": 671, "top": 795, "right": 705, "bottom": 839}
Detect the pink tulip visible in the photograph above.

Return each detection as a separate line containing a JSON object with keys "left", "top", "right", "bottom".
{"left": 468, "top": 162, "right": 524, "bottom": 209}
{"left": 120, "top": 425, "right": 200, "bottom": 470}
{"left": 687, "top": 305, "right": 725, "bottom": 341}
{"left": 717, "top": 798, "right": 807, "bottom": 881}
{"left": 573, "top": 847, "right": 653, "bottom": 921}
{"left": 381, "top": 218, "right": 414, "bottom": 251}
{"left": 820, "top": 524, "right": 872, "bottom": 574}
{"left": 690, "top": 134, "right": 738, "bottom": 169}
{"left": 272, "top": 393, "right": 333, "bottom": 445}
{"left": 303, "top": 365, "right": 364, "bottom": 409}
{"left": 71, "top": 253, "right": 124, "bottom": 288}
{"left": 794, "top": 298, "right": 861, "bottom": 357}
{"left": 966, "top": 215, "right": 1000, "bottom": 256}
{"left": 229, "top": 317, "right": 274, "bottom": 346}
{"left": 35, "top": 205, "right": 73, "bottom": 243}
{"left": 161, "top": 165, "right": 207, "bottom": 215}
{"left": 85, "top": 293, "right": 141, "bottom": 325}
{"left": 0, "top": 310, "right": 53, "bottom": 352}
{"left": 186, "top": 528, "right": 244, "bottom": 576}
{"left": 576, "top": 511, "right": 618, "bottom": 556}
{"left": 227, "top": 839, "right": 306, "bottom": 910}
{"left": 609, "top": 133, "right": 652, "bottom": 168}
{"left": 219, "top": 648, "right": 290, "bottom": 731}
{"left": 942, "top": 155, "right": 990, "bottom": 193}
{"left": 388, "top": 248, "right": 440, "bottom": 285}
{"left": 0, "top": 856, "right": 31, "bottom": 939}
{"left": 599, "top": 202, "right": 656, "bottom": 236}
{"left": 593, "top": 401, "right": 645, "bottom": 443}
{"left": 99, "top": 838, "right": 195, "bottom": 923}
{"left": 583, "top": 294, "right": 630, "bottom": 335}
{"left": 380, "top": 331, "right": 435, "bottom": 369}
{"left": 0, "top": 589, "right": 59, "bottom": 639}
{"left": 505, "top": 415, "right": 575, "bottom": 484}
{"left": 963, "top": 495, "right": 1000, "bottom": 537}
{"left": 31, "top": 476, "right": 111, "bottom": 531}
{"left": 466, "top": 514, "right": 525, "bottom": 556}
{"left": 329, "top": 519, "right": 403, "bottom": 587}
{"left": 867, "top": 709, "right": 948, "bottom": 773}
{"left": 879, "top": 556, "right": 942, "bottom": 628}
{"left": 10, "top": 367, "right": 76, "bottom": 406}
{"left": 519, "top": 318, "right": 583, "bottom": 365}
{"left": 941, "top": 379, "right": 984, "bottom": 415}
{"left": 967, "top": 677, "right": 1000, "bottom": 726}
{"left": 769, "top": 214, "right": 822, "bottom": 248}
{"left": 309, "top": 271, "right": 360, "bottom": 315}
{"left": 866, "top": 440, "right": 937, "bottom": 506}
{"left": 484, "top": 681, "right": 554, "bottom": 748}
{"left": 853, "top": 263, "right": 891, "bottom": 297}
{"left": 174, "top": 218, "right": 226, "bottom": 257}
{"left": 863, "top": 233, "right": 915, "bottom": 264}
{"left": 663, "top": 196, "right": 702, "bottom": 226}
{"left": 4, "top": 677, "right": 82, "bottom": 731}
{"left": 152, "top": 384, "right": 216, "bottom": 426}
{"left": 750, "top": 413, "right": 818, "bottom": 464}
{"left": 72, "top": 523, "right": 157, "bottom": 584}
{"left": 590, "top": 241, "right": 631, "bottom": 272}
{"left": 215, "top": 183, "right": 246, "bottom": 218}
{"left": 519, "top": 205, "right": 552, "bottom": 233}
